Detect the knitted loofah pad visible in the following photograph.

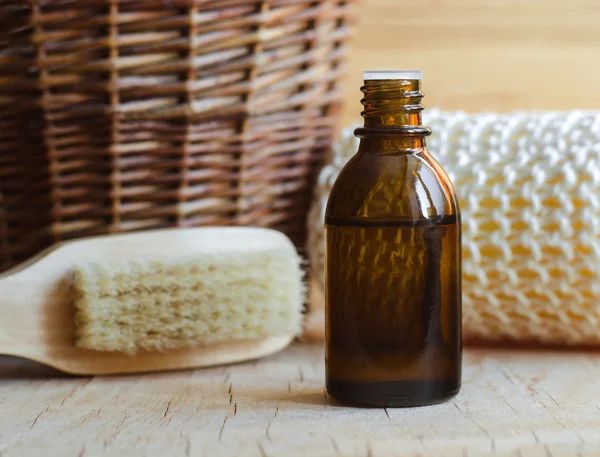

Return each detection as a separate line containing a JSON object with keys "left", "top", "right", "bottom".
{"left": 307, "top": 109, "right": 600, "bottom": 346}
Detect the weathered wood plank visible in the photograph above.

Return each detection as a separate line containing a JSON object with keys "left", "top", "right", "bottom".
{"left": 1, "top": 343, "right": 599, "bottom": 456}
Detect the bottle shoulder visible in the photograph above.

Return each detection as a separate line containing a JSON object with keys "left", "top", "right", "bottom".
{"left": 325, "top": 149, "right": 460, "bottom": 223}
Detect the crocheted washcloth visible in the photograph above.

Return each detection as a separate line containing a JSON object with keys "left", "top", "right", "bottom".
{"left": 307, "top": 109, "right": 600, "bottom": 346}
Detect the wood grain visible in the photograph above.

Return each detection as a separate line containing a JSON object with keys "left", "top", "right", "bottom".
{"left": 341, "top": 0, "right": 600, "bottom": 125}
{"left": 1, "top": 343, "right": 599, "bottom": 456}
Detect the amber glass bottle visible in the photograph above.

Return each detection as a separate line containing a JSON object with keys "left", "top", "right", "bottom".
{"left": 324, "top": 70, "right": 462, "bottom": 407}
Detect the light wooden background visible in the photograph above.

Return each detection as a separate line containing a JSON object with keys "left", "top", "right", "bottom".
{"left": 341, "top": 0, "right": 600, "bottom": 125}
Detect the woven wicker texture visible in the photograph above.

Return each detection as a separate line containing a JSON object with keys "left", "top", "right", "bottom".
{"left": 308, "top": 110, "right": 600, "bottom": 346}
{"left": 0, "top": 0, "right": 356, "bottom": 271}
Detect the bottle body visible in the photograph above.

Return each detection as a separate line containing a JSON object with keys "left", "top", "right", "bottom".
{"left": 324, "top": 73, "right": 462, "bottom": 407}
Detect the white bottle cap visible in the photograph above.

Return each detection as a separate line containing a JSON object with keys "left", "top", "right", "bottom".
{"left": 363, "top": 70, "right": 423, "bottom": 81}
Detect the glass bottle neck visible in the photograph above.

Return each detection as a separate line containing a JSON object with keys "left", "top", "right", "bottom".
{"left": 354, "top": 78, "right": 430, "bottom": 152}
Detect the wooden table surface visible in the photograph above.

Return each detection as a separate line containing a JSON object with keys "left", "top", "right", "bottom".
{"left": 1, "top": 342, "right": 599, "bottom": 457}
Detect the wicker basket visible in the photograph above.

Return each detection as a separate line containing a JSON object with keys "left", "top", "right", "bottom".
{"left": 0, "top": 0, "right": 356, "bottom": 271}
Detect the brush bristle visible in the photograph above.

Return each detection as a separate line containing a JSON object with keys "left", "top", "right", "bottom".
{"left": 73, "top": 248, "right": 305, "bottom": 354}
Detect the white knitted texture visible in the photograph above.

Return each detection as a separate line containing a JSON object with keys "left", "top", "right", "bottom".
{"left": 307, "top": 110, "right": 600, "bottom": 346}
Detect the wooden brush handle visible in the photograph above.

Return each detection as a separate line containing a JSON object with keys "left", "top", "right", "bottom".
{"left": 0, "top": 248, "right": 75, "bottom": 361}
